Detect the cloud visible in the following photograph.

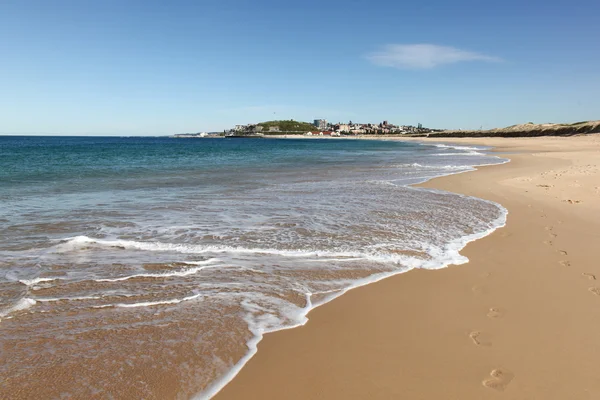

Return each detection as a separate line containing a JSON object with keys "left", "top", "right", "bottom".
{"left": 366, "top": 44, "right": 501, "bottom": 69}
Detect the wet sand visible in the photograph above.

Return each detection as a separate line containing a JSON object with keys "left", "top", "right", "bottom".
{"left": 215, "top": 135, "right": 600, "bottom": 399}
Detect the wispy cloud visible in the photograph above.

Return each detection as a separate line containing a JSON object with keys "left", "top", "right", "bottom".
{"left": 366, "top": 44, "right": 501, "bottom": 69}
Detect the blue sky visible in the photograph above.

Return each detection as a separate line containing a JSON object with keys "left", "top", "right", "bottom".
{"left": 1, "top": 0, "right": 599, "bottom": 135}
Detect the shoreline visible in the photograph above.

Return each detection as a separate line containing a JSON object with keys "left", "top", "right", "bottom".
{"left": 199, "top": 145, "right": 509, "bottom": 399}
{"left": 214, "top": 134, "right": 600, "bottom": 399}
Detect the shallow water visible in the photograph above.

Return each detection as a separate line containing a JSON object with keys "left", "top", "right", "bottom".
{"left": 0, "top": 136, "right": 507, "bottom": 398}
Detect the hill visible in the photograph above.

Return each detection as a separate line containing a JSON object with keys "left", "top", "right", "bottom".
{"left": 423, "top": 120, "right": 600, "bottom": 138}
{"left": 257, "top": 120, "right": 316, "bottom": 133}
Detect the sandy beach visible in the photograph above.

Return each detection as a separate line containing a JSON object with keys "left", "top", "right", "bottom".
{"left": 215, "top": 135, "right": 600, "bottom": 399}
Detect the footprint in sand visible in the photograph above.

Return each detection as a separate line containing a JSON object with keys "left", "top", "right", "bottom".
{"left": 483, "top": 369, "right": 514, "bottom": 391}
{"left": 589, "top": 288, "right": 600, "bottom": 296}
{"left": 559, "top": 260, "right": 571, "bottom": 267}
{"left": 472, "top": 285, "right": 487, "bottom": 295}
{"left": 545, "top": 226, "right": 553, "bottom": 231}
{"left": 558, "top": 250, "right": 568, "bottom": 256}
{"left": 548, "top": 232, "right": 558, "bottom": 238}
{"left": 564, "top": 199, "right": 582, "bottom": 204}
{"left": 487, "top": 308, "right": 504, "bottom": 319}
{"left": 582, "top": 273, "right": 596, "bottom": 281}
{"left": 469, "top": 331, "right": 492, "bottom": 346}
{"left": 543, "top": 240, "right": 553, "bottom": 246}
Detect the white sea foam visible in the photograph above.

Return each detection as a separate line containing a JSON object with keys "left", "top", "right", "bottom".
{"left": 94, "top": 293, "right": 202, "bottom": 309}
{"left": 19, "top": 277, "right": 60, "bottom": 286}
{"left": 34, "top": 295, "right": 103, "bottom": 303}
{"left": 197, "top": 204, "right": 508, "bottom": 399}
{"left": 421, "top": 143, "right": 488, "bottom": 156}
{"left": 198, "top": 292, "right": 313, "bottom": 400}
{"left": 367, "top": 180, "right": 398, "bottom": 186}
{"left": 53, "top": 236, "right": 424, "bottom": 266}
{"left": 0, "top": 298, "right": 37, "bottom": 319}
{"left": 407, "top": 163, "right": 472, "bottom": 170}
{"left": 183, "top": 259, "right": 222, "bottom": 265}
{"left": 194, "top": 202, "right": 509, "bottom": 400}
{"left": 432, "top": 143, "right": 485, "bottom": 151}
{"left": 434, "top": 151, "right": 485, "bottom": 156}
{"left": 95, "top": 259, "right": 222, "bottom": 282}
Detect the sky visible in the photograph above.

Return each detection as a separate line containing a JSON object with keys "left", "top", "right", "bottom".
{"left": 1, "top": 0, "right": 599, "bottom": 135}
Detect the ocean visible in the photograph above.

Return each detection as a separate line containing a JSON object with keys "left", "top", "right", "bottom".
{"left": 0, "top": 136, "right": 507, "bottom": 398}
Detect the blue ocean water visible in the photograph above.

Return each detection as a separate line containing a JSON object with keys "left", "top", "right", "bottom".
{"left": 0, "top": 136, "right": 507, "bottom": 398}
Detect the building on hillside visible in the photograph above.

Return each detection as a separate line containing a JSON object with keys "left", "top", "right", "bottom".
{"left": 314, "top": 119, "right": 328, "bottom": 130}
{"left": 268, "top": 126, "right": 280, "bottom": 132}
{"left": 335, "top": 124, "right": 350, "bottom": 132}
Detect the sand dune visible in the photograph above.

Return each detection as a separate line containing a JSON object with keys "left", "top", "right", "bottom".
{"left": 429, "top": 120, "right": 600, "bottom": 137}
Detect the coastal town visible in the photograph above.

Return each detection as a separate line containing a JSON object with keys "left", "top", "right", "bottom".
{"left": 174, "top": 119, "right": 437, "bottom": 138}
{"left": 173, "top": 119, "right": 600, "bottom": 139}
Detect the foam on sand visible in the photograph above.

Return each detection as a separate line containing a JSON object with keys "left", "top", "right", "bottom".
{"left": 408, "top": 163, "right": 472, "bottom": 170}
{"left": 427, "top": 143, "right": 488, "bottom": 156}
{"left": 94, "top": 259, "right": 222, "bottom": 282}
{"left": 18, "top": 277, "right": 61, "bottom": 286}
{"left": 94, "top": 293, "right": 203, "bottom": 309}
{"left": 0, "top": 298, "right": 37, "bottom": 319}
{"left": 194, "top": 203, "right": 508, "bottom": 399}
{"left": 52, "top": 236, "right": 428, "bottom": 266}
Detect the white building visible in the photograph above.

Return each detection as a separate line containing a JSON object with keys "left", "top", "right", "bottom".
{"left": 336, "top": 124, "right": 350, "bottom": 132}
{"left": 314, "top": 119, "right": 328, "bottom": 130}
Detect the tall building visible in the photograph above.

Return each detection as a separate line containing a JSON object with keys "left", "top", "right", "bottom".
{"left": 314, "top": 119, "right": 327, "bottom": 130}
